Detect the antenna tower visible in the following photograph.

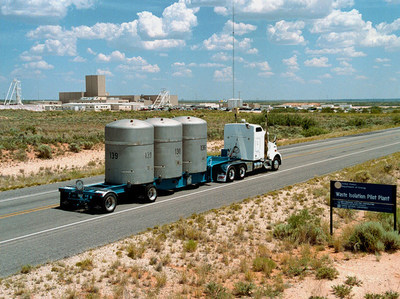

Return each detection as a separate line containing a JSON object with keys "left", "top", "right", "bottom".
{"left": 5, "top": 78, "right": 23, "bottom": 105}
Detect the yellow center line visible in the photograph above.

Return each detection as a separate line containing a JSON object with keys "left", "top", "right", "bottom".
{"left": 0, "top": 203, "right": 60, "bottom": 220}
{"left": 284, "top": 135, "right": 388, "bottom": 159}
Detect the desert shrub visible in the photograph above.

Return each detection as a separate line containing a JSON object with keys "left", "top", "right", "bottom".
{"left": 82, "top": 141, "right": 94, "bottom": 150}
{"left": 15, "top": 149, "right": 28, "bottom": 161}
{"left": 351, "top": 170, "right": 372, "bottom": 182}
{"left": 75, "top": 258, "right": 93, "bottom": 271}
{"left": 364, "top": 291, "right": 399, "bottom": 299}
{"left": 343, "top": 222, "right": 400, "bottom": 253}
{"left": 233, "top": 281, "right": 254, "bottom": 296}
{"left": 252, "top": 256, "right": 276, "bottom": 276}
{"left": 302, "top": 127, "right": 327, "bottom": 137}
{"left": 36, "top": 144, "right": 52, "bottom": 159}
{"left": 126, "top": 243, "right": 145, "bottom": 259}
{"left": 205, "top": 282, "right": 229, "bottom": 298}
{"left": 273, "top": 209, "right": 328, "bottom": 245}
{"left": 331, "top": 284, "right": 352, "bottom": 298}
{"left": 315, "top": 266, "right": 338, "bottom": 280}
{"left": 184, "top": 239, "right": 198, "bottom": 252}
{"left": 20, "top": 264, "right": 32, "bottom": 274}
{"left": 69, "top": 143, "right": 81, "bottom": 153}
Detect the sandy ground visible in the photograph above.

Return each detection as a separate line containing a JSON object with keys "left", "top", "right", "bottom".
{"left": 0, "top": 142, "right": 399, "bottom": 298}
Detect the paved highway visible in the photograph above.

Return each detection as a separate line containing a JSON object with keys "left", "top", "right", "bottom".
{"left": 1, "top": 127, "right": 399, "bottom": 277}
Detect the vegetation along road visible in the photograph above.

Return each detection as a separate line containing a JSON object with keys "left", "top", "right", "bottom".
{"left": 0, "top": 127, "right": 399, "bottom": 277}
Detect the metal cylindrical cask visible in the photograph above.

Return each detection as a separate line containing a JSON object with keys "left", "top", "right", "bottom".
{"left": 145, "top": 118, "right": 182, "bottom": 179}
{"left": 105, "top": 119, "right": 154, "bottom": 185}
{"left": 173, "top": 116, "right": 207, "bottom": 173}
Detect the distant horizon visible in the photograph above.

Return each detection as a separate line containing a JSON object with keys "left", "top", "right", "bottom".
{"left": 4, "top": 98, "right": 400, "bottom": 104}
{"left": 1, "top": 1, "right": 399, "bottom": 101}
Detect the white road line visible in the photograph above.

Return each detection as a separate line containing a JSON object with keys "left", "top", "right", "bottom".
{"left": 1, "top": 140, "right": 399, "bottom": 246}
{"left": 0, "top": 182, "right": 103, "bottom": 203}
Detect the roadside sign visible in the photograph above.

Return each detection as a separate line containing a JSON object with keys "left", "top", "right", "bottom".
{"left": 330, "top": 180, "right": 397, "bottom": 234}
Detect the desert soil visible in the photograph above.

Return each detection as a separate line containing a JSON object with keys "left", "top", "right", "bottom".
{"left": 0, "top": 141, "right": 399, "bottom": 298}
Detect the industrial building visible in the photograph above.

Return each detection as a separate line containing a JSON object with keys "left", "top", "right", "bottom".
{"left": 59, "top": 75, "right": 178, "bottom": 109}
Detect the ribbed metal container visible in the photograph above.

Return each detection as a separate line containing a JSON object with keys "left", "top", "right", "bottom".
{"left": 105, "top": 119, "right": 154, "bottom": 185}
{"left": 145, "top": 118, "right": 182, "bottom": 179}
{"left": 173, "top": 116, "right": 207, "bottom": 173}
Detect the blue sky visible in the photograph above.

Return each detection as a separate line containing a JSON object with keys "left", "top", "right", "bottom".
{"left": 1, "top": 0, "right": 400, "bottom": 101}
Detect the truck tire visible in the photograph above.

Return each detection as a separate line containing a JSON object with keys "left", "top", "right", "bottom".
{"left": 236, "top": 165, "right": 246, "bottom": 180}
{"left": 226, "top": 166, "right": 236, "bottom": 182}
{"left": 144, "top": 184, "right": 157, "bottom": 203}
{"left": 102, "top": 193, "right": 117, "bottom": 213}
{"left": 60, "top": 194, "right": 73, "bottom": 210}
{"left": 271, "top": 157, "right": 280, "bottom": 171}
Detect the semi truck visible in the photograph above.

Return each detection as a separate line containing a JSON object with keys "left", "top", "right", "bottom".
{"left": 59, "top": 116, "right": 282, "bottom": 213}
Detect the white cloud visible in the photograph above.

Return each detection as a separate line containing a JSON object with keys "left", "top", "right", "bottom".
{"left": 137, "top": 2, "right": 197, "bottom": 40}
{"left": 223, "top": 20, "right": 257, "bottom": 36}
{"left": 71, "top": 56, "right": 86, "bottom": 62}
{"left": 356, "top": 75, "right": 367, "bottom": 80}
{"left": 267, "top": 20, "right": 306, "bottom": 45}
{"left": 332, "top": 0, "right": 354, "bottom": 9}
{"left": 332, "top": 60, "right": 355, "bottom": 75}
{"left": 282, "top": 55, "right": 299, "bottom": 71}
{"left": 96, "top": 69, "right": 113, "bottom": 76}
{"left": 0, "top": 0, "right": 95, "bottom": 18}
{"left": 87, "top": 48, "right": 97, "bottom": 55}
{"left": 172, "top": 62, "right": 193, "bottom": 77}
{"left": 375, "top": 58, "right": 390, "bottom": 63}
{"left": 246, "top": 61, "right": 271, "bottom": 71}
{"left": 376, "top": 18, "right": 400, "bottom": 34}
{"left": 204, "top": 0, "right": 332, "bottom": 19}
{"left": 116, "top": 55, "right": 160, "bottom": 73}
{"left": 304, "top": 57, "right": 331, "bottom": 67}
{"left": 203, "top": 33, "right": 254, "bottom": 52}
{"left": 305, "top": 46, "right": 366, "bottom": 57}
{"left": 24, "top": 1, "right": 198, "bottom": 58}
{"left": 23, "top": 60, "right": 54, "bottom": 70}
{"left": 281, "top": 71, "right": 304, "bottom": 83}
{"left": 312, "top": 9, "right": 400, "bottom": 51}
{"left": 20, "top": 51, "right": 42, "bottom": 62}
{"left": 212, "top": 52, "right": 230, "bottom": 61}
{"left": 97, "top": 51, "right": 125, "bottom": 62}
{"left": 214, "top": 66, "right": 232, "bottom": 82}
{"left": 309, "top": 79, "right": 322, "bottom": 84}
{"left": 258, "top": 71, "right": 274, "bottom": 77}
{"left": 320, "top": 73, "right": 332, "bottom": 79}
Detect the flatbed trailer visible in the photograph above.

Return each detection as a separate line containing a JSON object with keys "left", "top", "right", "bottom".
{"left": 59, "top": 153, "right": 280, "bottom": 213}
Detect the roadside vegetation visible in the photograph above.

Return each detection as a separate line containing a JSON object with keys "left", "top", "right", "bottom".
{"left": 1, "top": 152, "right": 399, "bottom": 298}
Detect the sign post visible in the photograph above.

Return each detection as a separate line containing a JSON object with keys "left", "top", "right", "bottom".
{"left": 330, "top": 181, "right": 397, "bottom": 235}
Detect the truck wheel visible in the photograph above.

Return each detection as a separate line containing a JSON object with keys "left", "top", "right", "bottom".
{"left": 226, "top": 166, "right": 236, "bottom": 182}
{"left": 236, "top": 165, "right": 246, "bottom": 180}
{"left": 102, "top": 193, "right": 117, "bottom": 213}
{"left": 144, "top": 184, "right": 157, "bottom": 203}
{"left": 271, "top": 157, "right": 280, "bottom": 171}
{"left": 60, "top": 194, "right": 73, "bottom": 210}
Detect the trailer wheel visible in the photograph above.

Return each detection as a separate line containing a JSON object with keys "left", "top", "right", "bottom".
{"left": 236, "top": 165, "right": 246, "bottom": 180}
{"left": 226, "top": 166, "right": 236, "bottom": 182}
{"left": 144, "top": 184, "right": 157, "bottom": 203}
{"left": 102, "top": 193, "right": 117, "bottom": 213}
{"left": 271, "top": 157, "right": 280, "bottom": 171}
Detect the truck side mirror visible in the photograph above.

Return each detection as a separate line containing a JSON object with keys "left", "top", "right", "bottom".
{"left": 273, "top": 136, "right": 277, "bottom": 143}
